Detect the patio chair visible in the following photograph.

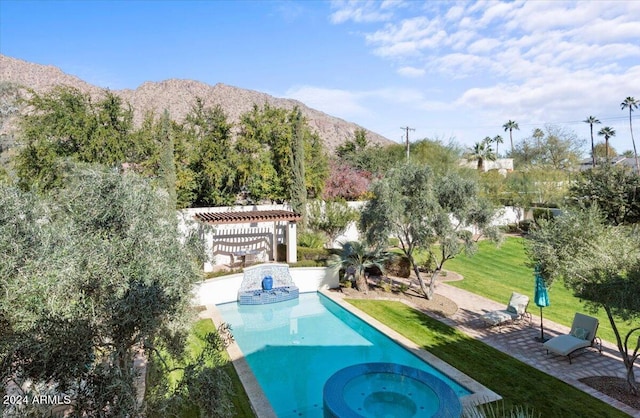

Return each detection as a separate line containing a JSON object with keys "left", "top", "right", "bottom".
{"left": 543, "top": 312, "right": 602, "bottom": 364}
{"left": 480, "top": 292, "right": 532, "bottom": 330}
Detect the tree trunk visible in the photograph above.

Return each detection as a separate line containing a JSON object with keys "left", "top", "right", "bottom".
{"left": 408, "top": 254, "right": 432, "bottom": 299}
{"left": 626, "top": 364, "right": 638, "bottom": 396}
{"left": 590, "top": 126, "right": 596, "bottom": 167}
{"left": 629, "top": 110, "right": 640, "bottom": 173}
{"left": 355, "top": 272, "right": 368, "bottom": 294}
{"left": 604, "top": 306, "right": 639, "bottom": 395}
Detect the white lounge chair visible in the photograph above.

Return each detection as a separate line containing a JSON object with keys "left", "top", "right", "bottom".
{"left": 543, "top": 312, "right": 602, "bottom": 363}
{"left": 480, "top": 292, "right": 532, "bottom": 330}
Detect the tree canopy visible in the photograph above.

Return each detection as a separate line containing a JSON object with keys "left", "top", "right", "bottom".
{"left": 567, "top": 165, "right": 640, "bottom": 226}
{"left": 0, "top": 166, "right": 235, "bottom": 416}
{"left": 526, "top": 207, "right": 640, "bottom": 394}
{"left": 12, "top": 87, "right": 329, "bottom": 212}
{"left": 510, "top": 125, "right": 584, "bottom": 170}
{"left": 15, "top": 87, "right": 139, "bottom": 192}
{"left": 360, "top": 163, "right": 501, "bottom": 299}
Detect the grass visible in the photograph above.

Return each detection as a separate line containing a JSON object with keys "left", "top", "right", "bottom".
{"left": 148, "top": 319, "right": 255, "bottom": 418}
{"left": 347, "top": 299, "right": 628, "bottom": 417}
{"left": 421, "top": 236, "right": 631, "bottom": 345}
{"left": 186, "top": 319, "right": 255, "bottom": 418}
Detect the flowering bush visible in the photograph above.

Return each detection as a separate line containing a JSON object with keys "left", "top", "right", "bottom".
{"left": 323, "top": 160, "right": 371, "bottom": 201}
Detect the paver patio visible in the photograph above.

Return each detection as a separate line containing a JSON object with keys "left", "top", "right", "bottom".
{"left": 434, "top": 282, "right": 639, "bottom": 417}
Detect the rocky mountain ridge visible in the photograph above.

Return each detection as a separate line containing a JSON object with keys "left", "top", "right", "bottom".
{"left": 0, "top": 54, "right": 393, "bottom": 153}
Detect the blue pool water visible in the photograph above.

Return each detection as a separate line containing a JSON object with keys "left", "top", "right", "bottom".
{"left": 216, "top": 292, "right": 470, "bottom": 418}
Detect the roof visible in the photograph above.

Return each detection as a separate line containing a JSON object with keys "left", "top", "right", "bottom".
{"left": 193, "top": 210, "right": 302, "bottom": 225}
{"left": 579, "top": 156, "right": 639, "bottom": 172}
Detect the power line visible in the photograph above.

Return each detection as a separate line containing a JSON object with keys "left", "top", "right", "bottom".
{"left": 423, "top": 114, "right": 640, "bottom": 132}
{"left": 400, "top": 126, "right": 415, "bottom": 161}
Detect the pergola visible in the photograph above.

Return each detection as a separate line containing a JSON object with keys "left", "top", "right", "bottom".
{"left": 193, "top": 210, "right": 301, "bottom": 267}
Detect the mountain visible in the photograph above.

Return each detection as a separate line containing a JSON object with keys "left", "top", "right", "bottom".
{"left": 0, "top": 55, "right": 394, "bottom": 155}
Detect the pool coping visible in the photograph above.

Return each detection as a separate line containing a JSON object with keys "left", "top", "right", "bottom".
{"left": 202, "top": 291, "right": 502, "bottom": 418}
{"left": 320, "top": 290, "right": 502, "bottom": 410}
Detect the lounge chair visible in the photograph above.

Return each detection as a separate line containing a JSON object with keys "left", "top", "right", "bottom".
{"left": 543, "top": 312, "right": 602, "bottom": 363}
{"left": 480, "top": 292, "right": 532, "bottom": 330}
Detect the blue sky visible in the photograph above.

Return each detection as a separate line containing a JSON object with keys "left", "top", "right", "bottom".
{"left": 1, "top": 0, "right": 639, "bottom": 153}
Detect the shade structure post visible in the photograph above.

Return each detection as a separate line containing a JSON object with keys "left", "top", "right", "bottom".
{"left": 272, "top": 221, "right": 277, "bottom": 262}
{"left": 286, "top": 221, "right": 297, "bottom": 263}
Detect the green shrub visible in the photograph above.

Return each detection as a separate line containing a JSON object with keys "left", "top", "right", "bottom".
{"left": 464, "top": 401, "right": 540, "bottom": 418}
{"left": 379, "top": 282, "right": 392, "bottom": 292}
{"left": 203, "top": 268, "right": 243, "bottom": 279}
{"left": 533, "top": 208, "right": 555, "bottom": 222}
{"left": 517, "top": 219, "right": 533, "bottom": 233}
{"left": 297, "top": 246, "right": 331, "bottom": 262}
{"left": 388, "top": 237, "right": 400, "bottom": 247}
{"left": 298, "top": 230, "right": 326, "bottom": 248}
{"left": 341, "top": 279, "right": 353, "bottom": 288}
{"left": 502, "top": 223, "right": 520, "bottom": 233}
{"left": 385, "top": 255, "right": 411, "bottom": 278}
{"left": 396, "top": 283, "right": 409, "bottom": 292}
{"left": 289, "top": 259, "right": 325, "bottom": 268}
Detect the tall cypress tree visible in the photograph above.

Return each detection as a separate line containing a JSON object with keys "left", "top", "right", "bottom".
{"left": 290, "top": 107, "right": 307, "bottom": 226}
{"left": 158, "top": 109, "right": 177, "bottom": 209}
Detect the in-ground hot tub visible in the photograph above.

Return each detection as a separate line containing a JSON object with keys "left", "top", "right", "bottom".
{"left": 323, "top": 363, "right": 462, "bottom": 418}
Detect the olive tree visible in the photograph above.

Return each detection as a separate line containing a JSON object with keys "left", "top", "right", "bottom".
{"left": 527, "top": 207, "right": 640, "bottom": 395}
{"left": 0, "top": 166, "right": 234, "bottom": 417}
{"left": 360, "top": 164, "right": 501, "bottom": 299}
{"left": 307, "top": 199, "right": 359, "bottom": 247}
{"left": 567, "top": 165, "right": 640, "bottom": 226}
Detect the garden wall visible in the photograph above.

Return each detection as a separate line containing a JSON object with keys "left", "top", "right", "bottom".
{"left": 193, "top": 266, "right": 339, "bottom": 305}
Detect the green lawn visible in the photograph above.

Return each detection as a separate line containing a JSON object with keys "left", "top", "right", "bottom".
{"left": 347, "top": 299, "right": 628, "bottom": 417}
{"left": 187, "top": 319, "right": 255, "bottom": 418}
{"left": 435, "top": 236, "right": 633, "bottom": 345}
{"left": 147, "top": 319, "right": 255, "bottom": 418}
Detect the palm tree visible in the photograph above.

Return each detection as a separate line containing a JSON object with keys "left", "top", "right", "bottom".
{"left": 492, "top": 135, "right": 504, "bottom": 157}
{"left": 597, "top": 126, "right": 616, "bottom": 163}
{"left": 502, "top": 120, "right": 519, "bottom": 154}
{"left": 621, "top": 97, "right": 639, "bottom": 172}
{"left": 532, "top": 128, "right": 544, "bottom": 147}
{"left": 468, "top": 138, "right": 496, "bottom": 171}
{"left": 329, "top": 241, "right": 387, "bottom": 294}
{"left": 583, "top": 116, "right": 601, "bottom": 168}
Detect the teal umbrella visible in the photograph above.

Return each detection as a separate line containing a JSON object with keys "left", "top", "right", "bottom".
{"left": 534, "top": 266, "right": 550, "bottom": 342}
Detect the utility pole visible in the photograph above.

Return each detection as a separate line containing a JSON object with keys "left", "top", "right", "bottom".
{"left": 400, "top": 126, "right": 415, "bottom": 161}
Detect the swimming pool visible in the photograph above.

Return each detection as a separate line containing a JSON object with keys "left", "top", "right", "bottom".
{"left": 217, "top": 292, "right": 472, "bottom": 417}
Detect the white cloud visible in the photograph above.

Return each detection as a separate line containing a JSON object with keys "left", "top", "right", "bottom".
{"left": 329, "top": 0, "right": 396, "bottom": 24}
{"left": 365, "top": 17, "right": 446, "bottom": 57}
{"left": 477, "top": 1, "right": 514, "bottom": 27}
{"left": 323, "top": 1, "right": 640, "bottom": 148}
{"left": 455, "top": 65, "right": 640, "bottom": 126}
{"left": 397, "top": 66, "right": 425, "bottom": 78}
{"left": 285, "top": 86, "right": 370, "bottom": 118}
{"left": 432, "top": 53, "right": 496, "bottom": 78}
{"left": 444, "top": 5, "right": 465, "bottom": 22}
{"left": 467, "top": 38, "right": 500, "bottom": 54}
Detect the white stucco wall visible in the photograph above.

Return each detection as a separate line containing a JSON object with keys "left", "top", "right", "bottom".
{"left": 179, "top": 203, "right": 525, "bottom": 269}
{"left": 193, "top": 266, "right": 339, "bottom": 306}
{"left": 330, "top": 200, "right": 366, "bottom": 248}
